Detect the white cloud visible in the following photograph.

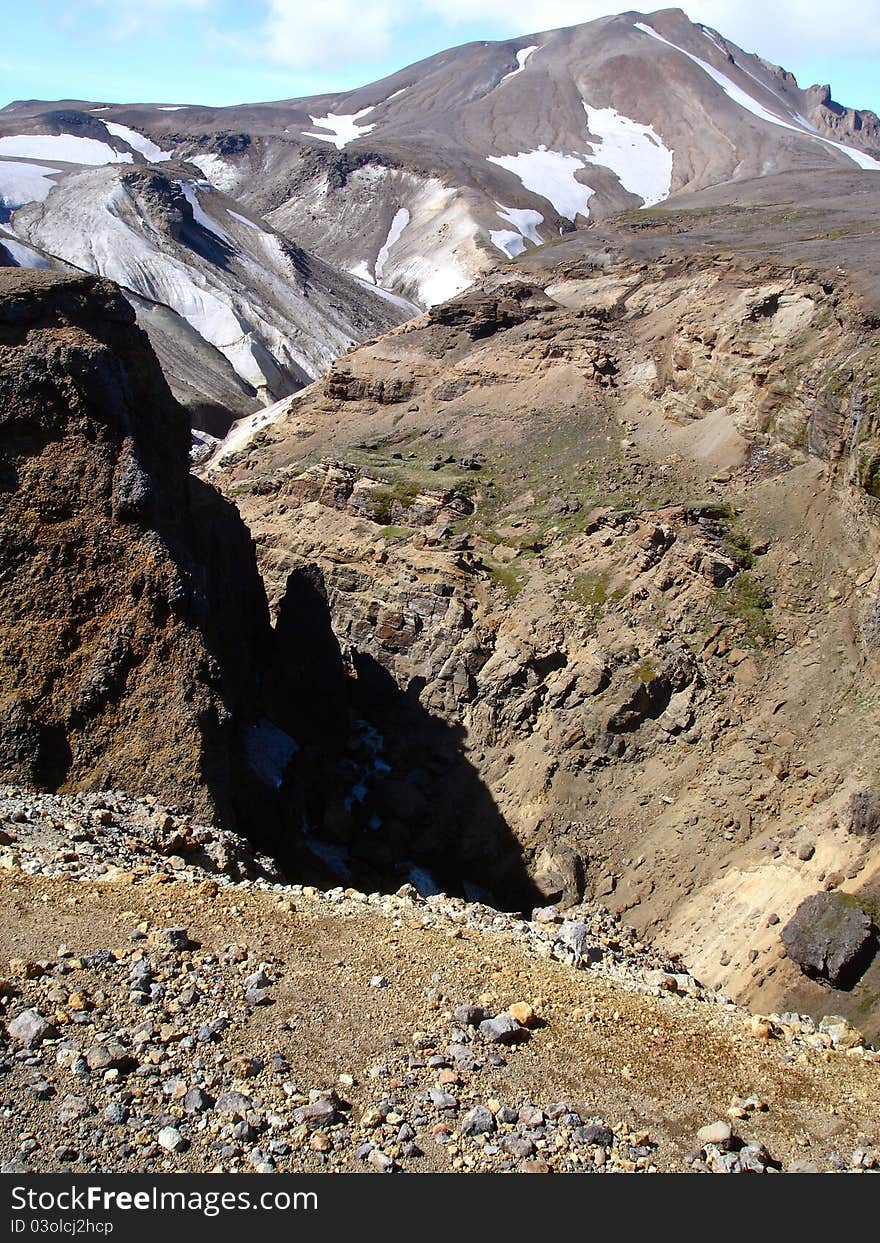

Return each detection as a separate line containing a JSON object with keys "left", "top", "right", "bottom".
{"left": 86, "top": 0, "right": 210, "bottom": 38}
{"left": 260, "top": 0, "right": 398, "bottom": 66}
{"left": 256, "top": 1, "right": 880, "bottom": 71}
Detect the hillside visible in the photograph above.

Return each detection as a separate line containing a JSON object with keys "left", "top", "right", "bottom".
{"left": 203, "top": 169, "right": 880, "bottom": 1042}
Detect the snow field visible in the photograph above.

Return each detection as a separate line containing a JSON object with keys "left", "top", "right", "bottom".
{"left": 0, "top": 134, "right": 132, "bottom": 166}
{"left": 582, "top": 104, "right": 673, "bottom": 206}
{"left": 487, "top": 146, "right": 595, "bottom": 221}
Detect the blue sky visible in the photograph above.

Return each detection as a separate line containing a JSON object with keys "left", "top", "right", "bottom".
{"left": 2, "top": 2, "right": 879, "bottom": 113}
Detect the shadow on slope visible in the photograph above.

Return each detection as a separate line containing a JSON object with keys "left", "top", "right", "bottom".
{"left": 280, "top": 644, "right": 540, "bottom": 913}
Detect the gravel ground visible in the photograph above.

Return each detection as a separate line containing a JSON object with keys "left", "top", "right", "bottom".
{"left": 1, "top": 787, "right": 878, "bottom": 1174}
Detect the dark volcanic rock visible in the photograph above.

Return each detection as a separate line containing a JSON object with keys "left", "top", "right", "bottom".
{"left": 848, "top": 791, "right": 880, "bottom": 837}
{"left": 0, "top": 270, "right": 267, "bottom": 822}
{"left": 0, "top": 269, "right": 346, "bottom": 842}
{"left": 781, "top": 892, "right": 877, "bottom": 987}
{"left": 429, "top": 292, "right": 526, "bottom": 340}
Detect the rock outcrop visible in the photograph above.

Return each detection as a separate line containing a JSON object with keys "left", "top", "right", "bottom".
{"left": 782, "top": 893, "right": 877, "bottom": 987}
{"left": 0, "top": 269, "right": 345, "bottom": 840}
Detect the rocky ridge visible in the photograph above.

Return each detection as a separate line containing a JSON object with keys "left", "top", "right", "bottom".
{"left": 0, "top": 268, "right": 352, "bottom": 849}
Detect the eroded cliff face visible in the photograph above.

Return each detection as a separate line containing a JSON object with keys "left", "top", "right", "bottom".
{"left": 208, "top": 233, "right": 880, "bottom": 1034}
{"left": 0, "top": 269, "right": 347, "bottom": 846}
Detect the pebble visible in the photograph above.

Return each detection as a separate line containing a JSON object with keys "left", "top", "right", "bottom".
{"left": 697, "top": 1121, "right": 732, "bottom": 1147}
{"left": 429, "top": 1089, "right": 459, "bottom": 1110}
{"left": 460, "top": 1106, "right": 496, "bottom": 1137}
{"left": 215, "top": 1090, "right": 254, "bottom": 1118}
{"left": 157, "top": 1126, "right": 186, "bottom": 1153}
{"left": 520, "top": 1158, "right": 551, "bottom": 1173}
{"left": 453, "top": 1004, "right": 487, "bottom": 1026}
{"left": 502, "top": 1136, "right": 534, "bottom": 1158}
{"left": 159, "top": 928, "right": 192, "bottom": 951}
{"left": 7, "top": 1009, "right": 56, "bottom": 1049}
{"left": 184, "top": 1088, "right": 212, "bottom": 1114}
{"left": 479, "top": 1013, "right": 528, "bottom": 1045}
{"left": 292, "top": 1100, "right": 339, "bottom": 1129}
{"left": 57, "top": 1095, "right": 92, "bottom": 1123}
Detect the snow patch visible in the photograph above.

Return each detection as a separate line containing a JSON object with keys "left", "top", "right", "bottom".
{"left": 414, "top": 264, "right": 472, "bottom": 307}
{"left": 700, "top": 27, "right": 728, "bottom": 58}
{"left": 104, "top": 122, "right": 172, "bottom": 163}
{"left": 207, "top": 394, "right": 295, "bottom": 470}
{"left": 487, "top": 146, "right": 594, "bottom": 221}
{"left": 375, "top": 206, "right": 409, "bottom": 279}
{"left": 500, "top": 44, "right": 541, "bottom": 85}
{"left": 0, "top": 134, "right": 132, "bottom": 166}
{"left": 347, "top": 259, "right": 375, "bottom": 283}
{"left": 490, "top": 229, "right": 526, "bottom": 258}
{"left": 0, "top": 159, "right": 60, "bottom": 214}
{"left": 793, "top": 113, "right": 821, "bottom": 136}
{"left": 823, "top": 138, "right": 880, "bottom": 171}
{"left": 226, "top": 208, "right": 263, "bottom": 231}
{"left": 158, "top": 106, "right": 185, "bottom": 111}
{"left": 496, "top": 204, "right": 543, "bottom": 244}
{"left": 635, "top": 22, "right": 880, "bottom": 171}
{"left": 176, "top": 180, "right": 232, "bottom": 244}
{"left": 349, "top": 270, "right": 419, "bottom": 313}
{"left": 189, "top": 153, "right": 240, "bottom": 193}
{"left": 582, "top": 104, "right": 673, "bottom": 206}
{"left": 0, "top": 232, "right": 51, "bottom": 268}
{"left": 302, "top": 107, "right": 376, "bottom": 150}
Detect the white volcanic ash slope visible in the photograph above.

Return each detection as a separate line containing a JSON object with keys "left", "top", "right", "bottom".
{"left": 2, "top": 161, "right": 411, "bottom": 430}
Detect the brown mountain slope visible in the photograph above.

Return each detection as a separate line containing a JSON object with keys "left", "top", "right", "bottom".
{"left": 5, "top": 9, "right": 879, "bottom": 313}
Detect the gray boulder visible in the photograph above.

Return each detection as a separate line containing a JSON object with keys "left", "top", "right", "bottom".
{"left": 7, "top": 1008, "right": 56, "bottom": 1048}
{"left": 781, "top": 892, "right": 876, "bottom": 986}
{"left": 478, "top": 1013, "right": 528, "bottom": 1045}
{"left": 555, "top": 920, "right": 602, "bottom": 964}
